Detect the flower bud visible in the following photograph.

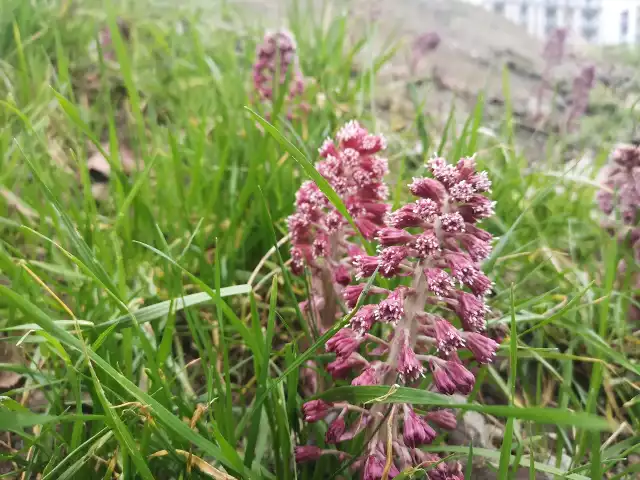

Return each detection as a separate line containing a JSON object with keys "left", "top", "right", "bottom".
{"left": 464, "top": 331, "right": 499, "bottom": 364}
{"left": 302, "top": 399, "right": 332, "bottom": 422}
{"left": 294, "top": 445, "right": 324, "bottom": 463}
{"left": 325, "top": 416, "right": 346, "bottom": 444}
{"left": 402, "top": 405, "right": 436, "bottom": 447}
{"left": 409, "top": 177, "right": 446, "bottom": 201}
{"left": 425, "top": 409, "right": 457, "bottom": 430}
{"left": 326, "top": 328, "right": 363, "bottom": 358}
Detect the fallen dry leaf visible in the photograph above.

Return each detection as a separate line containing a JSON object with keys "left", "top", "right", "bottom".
{"left": 149, "top": 450, "right": 237, "bottom": 479}
{"left": 0, "top": 342, "right": 23, "bottom": 389}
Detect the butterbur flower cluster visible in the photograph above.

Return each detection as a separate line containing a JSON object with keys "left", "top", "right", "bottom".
{"left": 543, "top": 28, "right": 568, "bottom": 69}
{"left": 566, "top": 65, "right": 596, "bottom": 132}
{"left": 596, "top": 144, "right": 640, "bottom": 320}
{"left": 293, "top": 124, "right": 500, "bottom": 478}
{"left": 252, "top": 30, "right": 306, "bottom": 117}
{"left": 535, "top": 27, "right": 568, "bottom": 120}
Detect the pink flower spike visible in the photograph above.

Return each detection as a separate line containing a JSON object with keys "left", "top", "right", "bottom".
{"left": 252, "top": 30, "right": 305, "bottom": 108}
{"left": 397, "top": 330, "right": 425, "bottom": 381}
{"left": 350, "top": 305, "right": 377, "bottom": 335}
{"left": 425, "top": 268, "right": 455, "bottom": 297}
{"left": 375, "top": 287, "right": 407, "bottom": 325}
{"left": 408, "top": 177, "right": 446, "bottom": 201}
{"left": 425, "top": 409, "right": 457, "bottom": 430}
{"left": 294, "top": 445, "right": 324, "bottom": 463}
{"left": 325, "top": 416, "right": 346, "bottom": 444}
{"left": 464, "top": 332, "right": 499, "bottom": 364}
{"left": 402, "top": 405, "right": 437, "bottom": 447}
{"left": 446, "top": 360, "right": 476, "bottom": 394}
{"left": 302, "top": 399, "right": 333, "bottom": 422}
{"left": 433, "top": 319, "right": 465, "bottom": 356}
{"left": 326, "top": 328, "right": 363, "bottom": 358}
{"left": 353, "top": 255, "right": 379, "bottom": 280}
{"left": 377, "top": 227, "right": 414, "bottom": 246}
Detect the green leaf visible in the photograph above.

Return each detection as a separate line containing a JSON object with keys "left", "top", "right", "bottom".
{"left": 0, "top": 411, "right": 102, "bottom": 432}
{"left": 316, "top": 386, "right": 612, "bottom": 430}
{"left": 97, "top": 287, "right": 251, "bottom": 330}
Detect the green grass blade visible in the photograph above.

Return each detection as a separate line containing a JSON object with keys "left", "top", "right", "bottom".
{"left": 245, "top": 107, "right": 372, "bottom": 252}
{"left": 316, "top": 386, "right": 611, "bottom": 430}
{"left": 0, "top": 285, "right": 254, "bottom": 479}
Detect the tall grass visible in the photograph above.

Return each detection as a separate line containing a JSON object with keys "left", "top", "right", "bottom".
{"left": 0, "top": 1, "right": 637, "bottom": 479}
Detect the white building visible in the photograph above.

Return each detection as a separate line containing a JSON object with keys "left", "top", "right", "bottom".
{"left": 466, "top": 0, "right": 640, "bottom": 45}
